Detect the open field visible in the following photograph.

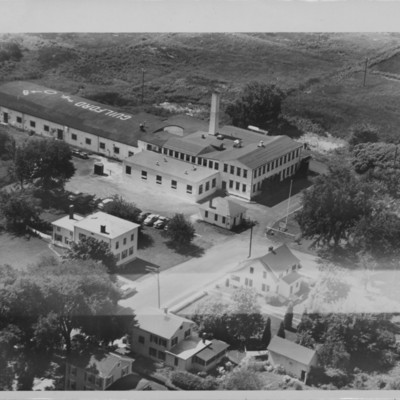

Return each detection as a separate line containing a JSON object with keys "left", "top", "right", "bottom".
{"left": 1, "top": 33, "right": 400, "bottom": 141}
{"left": 0, "top": 231, "right": 55, "bottom": 269}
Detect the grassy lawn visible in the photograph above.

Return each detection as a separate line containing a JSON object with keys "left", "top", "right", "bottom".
{"left": 0, "top": 231, "right": 56, "bottom": 270}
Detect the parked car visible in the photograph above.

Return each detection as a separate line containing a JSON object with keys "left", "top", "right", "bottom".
{"left": 67, "top": 191, "right": 82, "bottom": 202}
{"left": 137, "top": 211, "right": 151, "bottom": 224}
{"left": 143, "top": 214, "right": 159, "bottom": 226}
{"left": 72, "top": 149, "right": 89, "bottom": 159}
{"left": 98, "top": 198, "right": 114, "bottom": 210}
{"left": 154, "top": 216, "right": 170, "bottom": 229}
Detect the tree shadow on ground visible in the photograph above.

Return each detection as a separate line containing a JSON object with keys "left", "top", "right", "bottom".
{"left": 117, "top": 258, "right": 160, "bottom": 282}
{"left": 316, "top": 245, "right": 361, "bottom": 269}
{"left": 138, "top": 230, "right": 154, "bottom": 250}
{"left": 164, "top": 240, "right": 205, "bottom": 258}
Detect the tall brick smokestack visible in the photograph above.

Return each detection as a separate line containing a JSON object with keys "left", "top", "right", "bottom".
{"left": 208, "top": 93, "right": 220, "bottom": 136}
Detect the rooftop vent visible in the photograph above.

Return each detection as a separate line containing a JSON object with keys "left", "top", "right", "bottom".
{"left": 156, "top": 161, "right": 160, "bottom": 166}
{"left": 164, "top": 158, "right": 168, "bottom": 162}
{"left": 217, "top": 134, "right": 224, "bottom": 140}
{"left": 139, "top": 122, "right": 146, "bottom": 132}
{"left": 192, "top": 166, "right": 197, "bottom": 171}
{"left": 257, "top": 140, "right": 265, "bottom": 148}
{"left": 201, "top": 134, "right": 206, "bottom": 139}
{"left": 233, "top": 139, "right": 242, "bottom": 148}
{"left": 184, "top": 171, "right": 188, "bottom": 175}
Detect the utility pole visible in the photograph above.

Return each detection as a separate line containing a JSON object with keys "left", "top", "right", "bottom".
{"left": 285, "top": 179, "right": 293, "bottom": 227}
{"left": 363, "top": 58, "right": 369, "bottom": 87}
{"left": 145, "top": 265, "right": 160, "bottom": 308}
{"left": 248, "top": 222, "right": 253, "bottom": 258}
{"left": 141, "top": 68, "right": 146, "bottom": 104}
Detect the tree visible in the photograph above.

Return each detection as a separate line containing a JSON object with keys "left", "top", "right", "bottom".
{"left": 348, "top": 123, "right": 379, "bottom": 148}
{"left": 353, "top": 207, "right": 400, "bottom": 259}
{"left": 283, "top": 301, "right": 294, "bottom": 330}
{"left": 0, "top": 259, "right": 132, "bottom": 389}
{"left": 0, "top": 129, "right": 15, "bottom": 160}
{"left": 192, "top": 295, "right": 231, "bottom": 343}
{"left": 277, "top": 321, "right": 286, "bottom": 338}
{"left": 102, "top": 195, "right": 141, "bottom": 223}
{"left": 225, "top": 81, "right": 285, "bottom": 131}
{"left": 165, "top": 213, "right": 195, "bottom": 247}
{"left": 0, "top": 189, "right": 41, "bottom": 231}
{"left": 223, "top": 366, "right": 264, "bottom": 390}
{"left": 67, "top": 236, "right": 117, "bottom": 273}
{"left": 261, "top": 317, "right": 271, "bottom": 347}
{"left": 227, "top": 287, "right": 264, "bottom": 342}
{"left": 11, "top": 139, "right": 75, "bottom": 190}
{"left": 351, "top": 142, "right": 400, "bottom": 198}
{"left": 296, "top": 166, "right": 374, "bottom": 247}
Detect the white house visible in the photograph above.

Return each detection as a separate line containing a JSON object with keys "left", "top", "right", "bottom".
{"left": 131, "top": 307, "right": 229, "bottom": 372}
{"left": 65, "top": 352, "right": 134, "bottom": 390}
{"left": 226, "top": 244, "right": 303, "bottom": 299}
{"left": 267, "top": 336, "right": 318, "bottom": 383}
{"left": 51, "top": 208, "right": 140, "bottom": 266}
{"left": 198, "top": 197, "right": 247, "bottom": 230}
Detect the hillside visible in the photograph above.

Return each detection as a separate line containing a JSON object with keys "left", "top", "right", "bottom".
{"left": 1, "top": 32, "right": 400, "bottom": 141}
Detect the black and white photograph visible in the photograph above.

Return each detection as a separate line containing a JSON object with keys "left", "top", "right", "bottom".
{"left": 1, "top": 1, "right": 400, "bottom": 398}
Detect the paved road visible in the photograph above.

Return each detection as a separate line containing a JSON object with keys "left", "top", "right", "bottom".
{"left": 119, "top": 231, "right": 274, "bottom": 312}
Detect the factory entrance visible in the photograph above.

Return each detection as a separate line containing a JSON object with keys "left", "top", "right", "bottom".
{"left": 3, "top": 112, "right": 8, "bottom": 124}
{"left": 57, "top": 129, "right": 63, "bottom": 140}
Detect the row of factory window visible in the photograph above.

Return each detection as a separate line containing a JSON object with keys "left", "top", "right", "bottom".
{"left": 161, "top": 147, "right": 220, "bottom": 170}
{"left": 252, "top": 148, "right": 301, "bottom": 179}
{"left": 222, "top": 164, "right": 248, "bottom": 179}
{"left": 139, "top": 170, "right": 216, "bottom": 195}
{"left": 222, "top": 180, "right": 247, "bottom": 193}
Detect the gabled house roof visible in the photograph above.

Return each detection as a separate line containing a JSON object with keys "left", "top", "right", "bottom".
{"left": 135, "top": 307, "right": 195, "bottom": 339}
{"left": 259, "top": 244, "right": 301, "bottom": 275}
{"left": 199, "top": 197, "right": 247, "bottom": 217}
{"left": 166, "top": 336, "right": 211, "bottom": 360}
{"left": 68, "top": 352, "right": 133, "bottom": 378}
{"left": 268, "top": 336, "right": 316, "bottom": 366}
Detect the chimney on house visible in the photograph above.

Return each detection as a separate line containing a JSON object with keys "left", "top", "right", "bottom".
{"left": 208, "top": 93, "right": 220, "bottom": 136}
{"left": 202, "top": 332, "right": 207, "bottom": 344}
{"left": 268, "top": 246, "right": 274, "bottom": 253}
{"left": 69, "top": 205, "right": 74, "bottom": 219}
{"left": 100, "top": 225, "right": 107, "bottom": 234}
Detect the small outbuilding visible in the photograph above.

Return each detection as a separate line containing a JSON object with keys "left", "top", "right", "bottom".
{"left": 267, "top": 336, "right": 318, "bottom": 383}
{"left": 198, "top": 197, "right": 247, "bottom": 230}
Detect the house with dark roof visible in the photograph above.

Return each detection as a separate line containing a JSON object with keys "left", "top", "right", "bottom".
{"left": 226, "top": 244, "right": 303, "bottom": 298}
{"left": 198, "top": 197, "right": 247, "bottom": 230}
{"left": 131, "top": 308, "right": 229, "bottom": 372}
{"left": 267, "top": 336, "right": 318, "bottom": 383}
{"left": 65, "top": 351, "right": 134, "bottom": 390}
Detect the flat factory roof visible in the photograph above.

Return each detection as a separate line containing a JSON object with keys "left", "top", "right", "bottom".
{"left": 125, "top": 151, "right": 219, "bottom": 183}
{"left": 0, "top": 81, "right": 164, "bottom": 147}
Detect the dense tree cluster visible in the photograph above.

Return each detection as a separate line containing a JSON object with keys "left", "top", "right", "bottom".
{"left": 192, "top": 288, "right": 264, "bottom": 344}
{"left": 225, "top": 81, "right": 285, "bottom": 131}
{"left": 0, "top": 259, "right": 134, "bottom": 390}
{"left": 297, "top": 311, "right": 398, "bottom": 385}
{"left": 102, "top": 195, "right": 141, "bottom": 224}
{"left": 11, "top": 139, "right": 75, "bottom": 190}
{"left": 348, "top": 123, "right": 379, "bottom": 148}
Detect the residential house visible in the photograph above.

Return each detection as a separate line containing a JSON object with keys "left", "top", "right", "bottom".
{"left": 226, "top": 244, "right": 303, "bottom": 299}
{"left": 198, "top": 197, "right": 247, "bottom": 230}
{"left": 131, "top": 307, "right": 229, "bottom": 372}
{"left": 65, "top": 351, "right": 134, "bottom": 390}
{"left": 267, "top": 336, "right": 318, "bottom": 383}
{"left": 51, "top": 207, "right": 140, "bottom": 266}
